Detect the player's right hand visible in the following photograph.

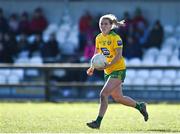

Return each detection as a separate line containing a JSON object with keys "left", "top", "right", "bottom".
{"left": 87, "top": 67, "right": 94, "bottom": 76}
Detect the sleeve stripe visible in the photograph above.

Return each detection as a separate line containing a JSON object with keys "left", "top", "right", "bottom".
{"left": 117, "top": 40, "right": 123, "bottom": 46}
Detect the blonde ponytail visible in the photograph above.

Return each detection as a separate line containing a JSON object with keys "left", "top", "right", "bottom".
{"left": 112, "top": 19, "right": 126, "bottom": 28}
{"left": 99, "top": 14, "right": 125, "bottom": 29}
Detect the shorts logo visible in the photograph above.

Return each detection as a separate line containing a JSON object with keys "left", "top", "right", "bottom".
{"left": 117, "top": 40, "right": 122, "bottom": 46}
{"left": 101, "top": 48, "right": 110, "bottom": 56}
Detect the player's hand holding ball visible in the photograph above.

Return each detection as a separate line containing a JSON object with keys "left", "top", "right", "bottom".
{"left": 87, "top": 54, "right": 108, "bottom": 76}
{"left": 91, "top": 54, "right": 107, "bottom": 70}
{"left": 87, "top": 67, "right": 94, "bottom": 76}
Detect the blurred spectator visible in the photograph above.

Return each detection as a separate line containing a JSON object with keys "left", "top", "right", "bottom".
{"left": 19, "top": 12, "right": 31, "bottom": 35}
{"left": 17, "top": 33, "right": 29, "bottom": 54}
{"left": 3, "top": 32, "right": 18, "bottom": 62}
{"left": 8, "top": 13, "right": 19, "bottom": 35}
{"left": 132, "top": 7, "right": 148, "bottom": 31}
{"left": 81, "top": 38, "right": 95, "bottom": 62}
{"left": 0, "top": 8, "right": 8, "bottom": 33}
{"left": 78, "top": 11, "right": 93, "bottom": 51}
{"left": 132, "top": 8, "right": 148, "bottom": 45}
{"left": 29, "top": 34, "right": 44, "bottom": 57}
{"left": 123, "top": 25, "right": 143, "bottom": 59}
{"left": 79, "top": 11, "right": 93, "bottom": 34}
{"left": 0, "top": 32, "right": 17, "bottom": 63}
{"left": 123, "top": 11, "right": 132, "bottom": 29}
{"left": 0, "top": 32, "right": 3, "bottom": 42}
{"left": 30, "top": 7, "right": 48, "bottom": 34}
{"left": 91, "top": 13, "right": 101, "bottom": 33}
{"left": 41, "top": 33, "right": 60, "bottom": 63}
{"left": 0, "top": 42, "right": 6, "bottom": 63}
{"left": 144, "top": 20, "right": 164, "bottom": 49}
{"left": 118, "top": 11, "right": 132, "bottom": 46}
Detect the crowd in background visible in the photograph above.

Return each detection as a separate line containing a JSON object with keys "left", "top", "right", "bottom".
{"left": 79, "top": 8, "right": 164, "bottom": 62}
{"left": 0, "top": 7, "right": 165, "bottom": 64}
{"left": 0, "top": 7, "right": 59, "bottom": 63}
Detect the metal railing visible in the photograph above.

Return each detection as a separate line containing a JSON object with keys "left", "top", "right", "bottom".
{"left": 0, "top": 63, "right": 180, "bottom": 101}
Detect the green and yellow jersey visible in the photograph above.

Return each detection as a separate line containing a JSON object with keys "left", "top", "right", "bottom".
{"left": 95, "top": 31, "right": 126, "bottom": 74}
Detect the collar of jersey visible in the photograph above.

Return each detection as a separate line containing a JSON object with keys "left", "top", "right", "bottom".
{"left": 101, "top": 30, "right": 114, "bottom": 36}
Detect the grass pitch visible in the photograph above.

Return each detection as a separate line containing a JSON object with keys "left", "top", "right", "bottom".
{"left": 0, "top": 102, "right": 180, "bottom": 133}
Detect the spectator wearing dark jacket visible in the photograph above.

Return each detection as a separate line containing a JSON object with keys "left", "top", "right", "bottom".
{"left": 41, "top": 33, "right": 60, "bottom": 63}
{"left": 145, "top": 20, "right": 164, "bottom": 49}
{"left": 19, "top": 12, "right": 31, "bottom": 35}
{"left": 29, "top": 34, "right": 44, "bottom": 57}
{"left": 0, "top": 8, "right": 8, "bottom": 33}
{"left": 3, "top": 32, "right": 18, "bottom": 62}
{"left": 16, "top": 33, "right": 29, "bottom": 54}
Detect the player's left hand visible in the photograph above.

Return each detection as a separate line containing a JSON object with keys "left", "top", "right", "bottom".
{"left": 87, "top": 67, "right": 94, "bottom": 76}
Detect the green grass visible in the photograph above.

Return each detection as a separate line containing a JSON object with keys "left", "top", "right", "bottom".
{"left": 0, "top": 102, "right": 180, "bottom": 133}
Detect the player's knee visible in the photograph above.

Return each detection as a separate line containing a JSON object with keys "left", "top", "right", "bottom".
{"left": 112, "top": 96, "right": 123, "bottom": 103}
{"left": 112, "top": 97, "right": 119, "bottom": 102}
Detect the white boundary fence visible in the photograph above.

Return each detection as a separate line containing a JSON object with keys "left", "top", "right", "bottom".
{"left": 0, "top": 63, "right": 180, "bottom": 101}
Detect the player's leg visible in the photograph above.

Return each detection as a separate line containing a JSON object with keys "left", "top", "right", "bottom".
{"left": 111, "top": 85, "right": 149, "bottom": 121}
{"left": 98, "top": 77, "right": 121, "bottom": 116}
{"left": 87, "top": 77, "right": 121, "bottom": 129}
{"left": 111, "top": 84, "right": 136, "bottom": 107}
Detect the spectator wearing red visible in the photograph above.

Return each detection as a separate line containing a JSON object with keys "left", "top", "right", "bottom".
{"left": 78, "top": 11, "right": 93, "bottom": 51}
{"left": 131, "top": 8, "right": 148, "bottom": 57}
{"left": 79, "top": 11, "right": 93, "bottom": 33}
{"left": 30, "top": 7, "right": 48, "bottom": 34}
{"left": 132, "top": 7, "right": 148, "bottom": 32}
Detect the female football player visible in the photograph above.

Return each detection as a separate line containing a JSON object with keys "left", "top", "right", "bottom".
{"left": 86, "top": 14, "right": 148, "bottom": 129}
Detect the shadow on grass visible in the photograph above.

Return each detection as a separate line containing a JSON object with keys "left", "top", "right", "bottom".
{"left": 147, "top": 129, "right": 180, "bottom": 132}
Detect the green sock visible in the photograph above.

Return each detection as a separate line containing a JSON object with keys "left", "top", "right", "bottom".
{"left": 135, "top": 102, "right": 141, "bottom": 111}
{"left": 96, "top": 116, "right": 103, "bottom": 124}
